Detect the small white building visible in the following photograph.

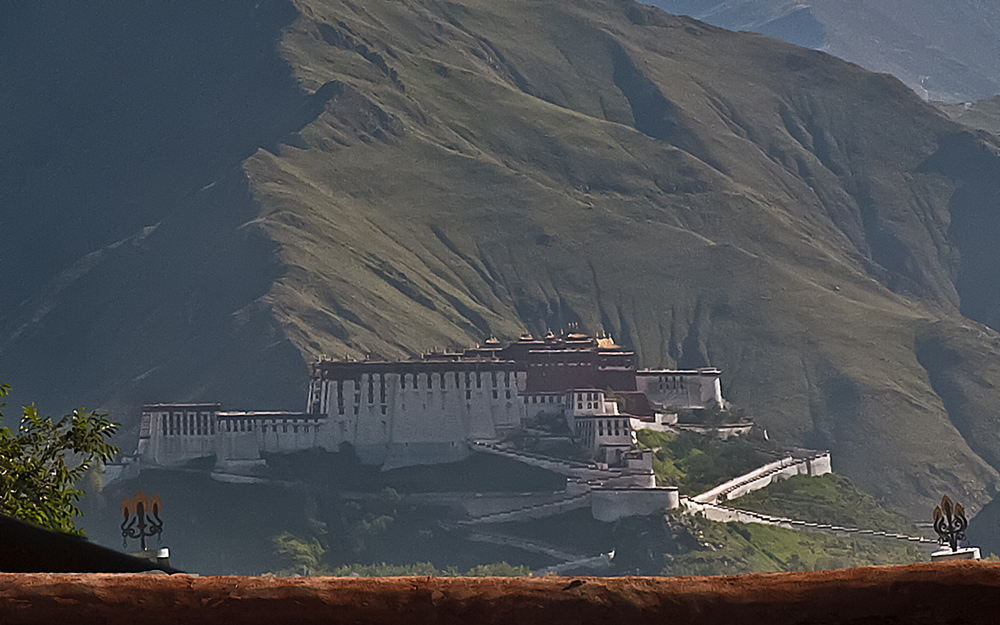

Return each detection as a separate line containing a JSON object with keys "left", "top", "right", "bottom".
{"left": 635, "top": 368, "right": 723, "bottom": 409}
{"left": 564, "top": 389, "right": 632, "bottom": 462}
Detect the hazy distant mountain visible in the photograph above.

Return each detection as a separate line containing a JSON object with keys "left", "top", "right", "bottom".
{"left": 645, "top": 0, "right": 1000, "bottom": 102}
{"left": 4, "top": 0, "right": 1000, "bottom": 518}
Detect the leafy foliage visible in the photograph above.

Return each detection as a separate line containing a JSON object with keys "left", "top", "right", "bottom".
{"left": 462, "top": 562, "right": 532, "bottom": 577}
{"left": 327, "top": 562, "right": 446, "bottom": 577}
{"left": 295, "top": 560, "right": 530, "bottom": 577}
{"left": 333, "top": 487, "right": 401, "bottom": 557}
{"left": 0, "top": 383, "right": 119, "bottom": 535}
{"left": 635, "top": 430, "right": 772, "bottom": 495}
{"left": 272, "top": 531, "right": 327, "bottom": 575}
{"left": 673, "top": 403, "right": 750, "bottom": 426}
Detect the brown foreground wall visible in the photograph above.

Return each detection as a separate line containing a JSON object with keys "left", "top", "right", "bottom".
{"left": 2, "top": 562, "right": 999, "bottom": 625}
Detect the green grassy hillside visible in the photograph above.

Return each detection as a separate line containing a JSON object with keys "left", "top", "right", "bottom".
{"left": 731, "top": 474, "right": 919, "bottom": 534}
{"left": 6, "top": 0, "right": 1000, "bottom": 519}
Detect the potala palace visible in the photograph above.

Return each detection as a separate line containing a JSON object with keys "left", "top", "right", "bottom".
{"left": 135, "top": 332, "right": 724, "bottom": 471}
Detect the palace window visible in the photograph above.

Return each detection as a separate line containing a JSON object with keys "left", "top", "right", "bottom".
{"left": 506, "top": 390, "right": 511, "bottom": 400}
{"left": 466, "top": 390, "right": 472, "bottom": 400}
{"left": 492, "top": 390, "right": 498, "bottom": 399}
{"left": 401, "top": 375, "right": 406, "bottom": 389}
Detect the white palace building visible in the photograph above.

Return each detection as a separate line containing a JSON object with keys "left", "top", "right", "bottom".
{"left": 136, "top": 333, "right": 724, "bottom": 470}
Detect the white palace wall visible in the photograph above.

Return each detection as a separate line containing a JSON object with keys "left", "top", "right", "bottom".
{"left": 138, "top": 406, "right": 327, "bottom": 467}
{"left": 315, "top": 369, "right": 524, "bottom": 468}
{"left": 140, "top": 367, "right": 527, "bottom": 469}
{"left": 137, "top": 349, "right": 727, "bottom": 472}
{"left": 137, "top": 405, "right": 220, "bottom": 466}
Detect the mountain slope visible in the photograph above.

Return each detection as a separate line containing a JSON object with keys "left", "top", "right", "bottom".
{"left": 5, "top": 0, "right": 1000, "bottom": 517}
{"left": 937, "top": 97, "right": 1000, "bottom": 137}
{"left": 644, "top": 0, "right": 1000, "bottom": 103}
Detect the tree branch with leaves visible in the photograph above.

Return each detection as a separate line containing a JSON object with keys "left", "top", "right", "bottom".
{"left": 0, "top": 382, "right": 119, "bottom": 535}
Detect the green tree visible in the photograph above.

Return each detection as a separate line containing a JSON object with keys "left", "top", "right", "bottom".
{"left": 272, "top": 531, "right": 327, "bottom": 575}
{"left": 0, "top": 382, "right": 119, "bottom": 535}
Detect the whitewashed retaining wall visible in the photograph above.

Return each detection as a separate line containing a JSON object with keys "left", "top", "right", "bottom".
{"left": 693, "top": 451, "right": 832, "bottom": 504}
{"left": 591, "top": 488, "right": 680, "bottom": 522}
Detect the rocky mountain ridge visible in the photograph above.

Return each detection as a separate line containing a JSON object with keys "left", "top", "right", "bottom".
{"left": 4, "top": 0, "right": 1000, "bottom": 518}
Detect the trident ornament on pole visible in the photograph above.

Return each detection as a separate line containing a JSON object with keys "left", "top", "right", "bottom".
{"left": 933, "top": 495, "right": 967, "bottom": 552}
{"left": 121, "top": 491, "right": 164, "bottom": 552}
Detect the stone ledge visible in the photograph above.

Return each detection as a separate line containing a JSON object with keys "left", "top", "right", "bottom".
{"left": 3, "top": 562, "right": 1000, "bottom": 624}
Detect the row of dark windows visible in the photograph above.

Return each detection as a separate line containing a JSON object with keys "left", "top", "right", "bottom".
{"left": 598, "top": 419, "right": 625, "bottom": 437}
{"left": 332, "top": 372, "right": 514, "bottom": 412}
{"left": 162, "top": 414, "right": 326, "bottom": 436}
{"left": 575, "top": 418, "right": 627, "bottom": 438}
{"left": 658, "top": 376, "right": 687, "bottom": 390}
{"left": 162, "top": 413, "right": 214, "bottom": 437}
{"left": 334, "top": 388, "right": 513, "bottom": 415}
{"left": 526, "top": 395, "right": 563, "bottom": 404}
{"left": 327, "top": 371, "right": 516, "bottom": 394}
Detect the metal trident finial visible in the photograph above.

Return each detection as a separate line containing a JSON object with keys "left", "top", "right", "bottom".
{"left": 121, "top": 491, "right": 164, "bottom": 552}
{"left": 933, "top": 495, "right": 967, "bottom": 552}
